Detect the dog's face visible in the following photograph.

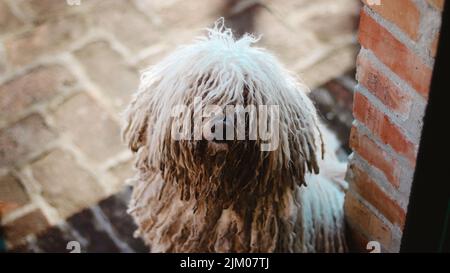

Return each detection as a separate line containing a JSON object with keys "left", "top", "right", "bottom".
{"left": 123, "top": 22, "right": 323, "bottom": 208}
{"left": 163, "top": 81, "right": 277, "bottom": 206}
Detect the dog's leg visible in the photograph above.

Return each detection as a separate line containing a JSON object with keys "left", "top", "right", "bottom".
{"left": 295, "top": 173, "right": 347, "bottom": 252}
{"left": 292, "top": 126, "right": 348, "bottom": 253}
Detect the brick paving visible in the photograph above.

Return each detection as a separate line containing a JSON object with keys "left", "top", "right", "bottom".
{"left": 11, "top": 186, "right": 147, "bottom": 253}
{"left": 0, "top": 0, "right": 359, "bottom": 250}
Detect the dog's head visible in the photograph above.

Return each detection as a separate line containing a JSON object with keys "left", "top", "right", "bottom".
{"left": 123, "top": 20, "right": 323, "bottom": 208}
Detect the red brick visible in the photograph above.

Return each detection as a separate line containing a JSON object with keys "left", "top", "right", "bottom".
{"left": 356, "top": 54, "right": 412, "bottom": 116}
{"left": 349, "top": 126, "right": 400, "bottom": 188}
{"left": 349, "top": 163, "right": 406, "bottom": 228}
{"left": 4, "top": 209, "right": 49, "bottom": 247}
{"left": 359, "top": 10, "right": 433, "bottom": 97}
{"left": 0, "top": 65, "right": 76, "bottom": 118}
{"left": 353, "top": 92, "right": 417, "bottom": 165}
{"left": 363, "top": 0, "right": 420, "bottom": 40}
{"left": 345, "top": 192, "right": 392, "bottom": 248}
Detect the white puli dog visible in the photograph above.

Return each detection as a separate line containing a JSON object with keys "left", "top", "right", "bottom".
{"left": 123, "top": 20, "right": 348, "bottom": 253}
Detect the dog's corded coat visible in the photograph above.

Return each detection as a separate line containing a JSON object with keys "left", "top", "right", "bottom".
{"left": 123, "top": 20, "right": 348, "bottom": 252}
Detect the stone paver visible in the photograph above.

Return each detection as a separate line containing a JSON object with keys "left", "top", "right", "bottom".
{"left": 30, "top": 149, "right": 106, "bottom": 219}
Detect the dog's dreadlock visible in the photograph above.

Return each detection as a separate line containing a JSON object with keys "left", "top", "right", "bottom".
{"left": 123, "top": 19, "right": 347, "bottom": 252}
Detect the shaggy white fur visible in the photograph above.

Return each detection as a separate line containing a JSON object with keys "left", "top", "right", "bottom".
{"left": 123, "top": 19, "right": 348, "bottom": 252}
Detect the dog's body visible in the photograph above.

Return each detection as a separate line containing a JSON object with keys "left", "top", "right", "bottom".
{"left": 123, "top": 21, "right": 348, "bottom": 252}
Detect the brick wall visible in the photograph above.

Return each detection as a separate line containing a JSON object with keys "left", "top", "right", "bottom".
{"left": 345, "top": 0, "right": 444, "bottom": 252}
